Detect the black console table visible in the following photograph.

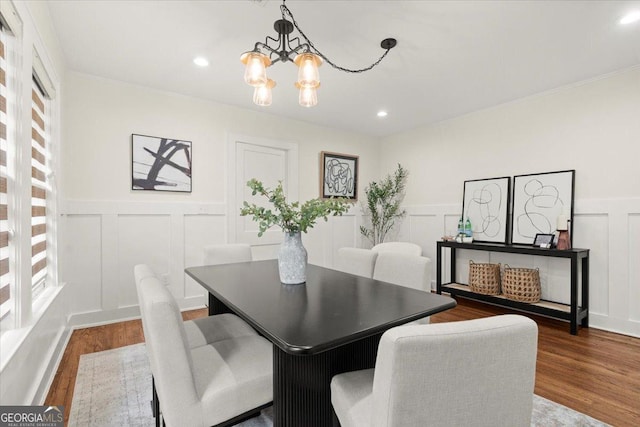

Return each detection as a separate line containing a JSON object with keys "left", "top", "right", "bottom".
{"left": 436, "top": 241, "right": 589, "bottom": 335}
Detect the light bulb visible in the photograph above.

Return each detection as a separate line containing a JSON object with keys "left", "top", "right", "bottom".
{"left": 253, "top": 79, "right": 276, "bottom": 107}
{"left": 296, "top": 82, "right": 318, "bottom": 108}
{"left": 294, "top": 53, "right": 322, "bottom": 88}
{"left": 240, "top": 51, "right": 271, "bottom": 87}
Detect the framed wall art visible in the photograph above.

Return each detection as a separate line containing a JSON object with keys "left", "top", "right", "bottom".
{"left": 132, "top": 134, "right": 192, "bottom": 192}
{"left": 462, "top": 176, "right": 511, "bottom": 243}
{"left": 320, "top": 151, "right": 358, "bottom": 200}
{"left": 511, "top": 169, "right": 575, "bottom": 245}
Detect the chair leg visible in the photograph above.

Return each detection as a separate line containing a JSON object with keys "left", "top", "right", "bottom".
{"left": 152, "top": 377, "right": 160, "bottom": 427}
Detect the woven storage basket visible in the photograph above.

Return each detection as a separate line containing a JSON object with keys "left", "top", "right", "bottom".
{"left": 502, "top": 265, "right": 541, "bottom": 303}
{"left": 468, "top": 261, "right": 501, "bottom": 295}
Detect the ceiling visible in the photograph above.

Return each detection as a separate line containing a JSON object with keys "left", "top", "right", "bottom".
{"left": 47, "top": 0, "right": 640, "bottom": 137}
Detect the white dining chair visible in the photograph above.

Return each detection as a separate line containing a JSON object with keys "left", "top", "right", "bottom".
{"left": 371, "top": 241, "right": 422, "bottom": 256}
{"left": 136, "top": 269, "right": 272, "bottom": 427}
{"left": 331, "top": 315, "right": 538, "bottom": 427}
{"left": 335, "top": 247, "right": 379, "bottom": 278}
{"left": 373, "top": 252, "right": 432, "bottom": 292}
{"left": 373, "top": 252, "right": 433, "bottom": 324}
{"left": 134, "top": 264, "right": 259, "bottom": 349}
{"left": 203, "top": 243, "right": 252, "bottom": 265}
{"left": 134, "top": 265, "right": 269, "bottom": 426}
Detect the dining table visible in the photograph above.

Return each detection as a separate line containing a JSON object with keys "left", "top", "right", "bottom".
{"left": 186, "top": 260, "right": 456, "bottom": 427}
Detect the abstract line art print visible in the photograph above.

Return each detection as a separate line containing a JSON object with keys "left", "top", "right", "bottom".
{"left": 462, "top": 176, "right": 511, "bottom": 243}
{"left": 511, "top": 170, "right": 575, "bottom": 245}
{"left": 320, "top": 151, "right": 358, "bottom": 200}
{"left": 132, "top": 134, "right": 192, "bottom": 192}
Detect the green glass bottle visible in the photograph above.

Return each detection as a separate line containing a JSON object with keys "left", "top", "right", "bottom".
{"left": 464, "top": 217, "right": 472, "bottom": 238}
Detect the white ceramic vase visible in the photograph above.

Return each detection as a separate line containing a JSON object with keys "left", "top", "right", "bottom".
{"left": 278, "top": 231, "right": 308, "bottom": 284}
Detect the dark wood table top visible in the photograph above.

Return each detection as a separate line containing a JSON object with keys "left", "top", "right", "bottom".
{"left": 186, "top": 260, "right": 456, "bottom": 355}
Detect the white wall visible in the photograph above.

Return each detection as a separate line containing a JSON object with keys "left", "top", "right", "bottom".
{"left": 380, "top": 66, "right": 640, "bottom": 337}
{"left": 60, "top": 71, "right": 378, "bottom": 325}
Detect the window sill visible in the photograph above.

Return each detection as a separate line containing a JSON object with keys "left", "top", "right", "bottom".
{"left": 0, "top": 285, "right": 65, "bottom": 372}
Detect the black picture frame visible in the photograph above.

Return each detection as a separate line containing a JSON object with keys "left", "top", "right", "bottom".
{"left": 132, "top": 134, "right": 192, "bottom": 192}
{"left": 320, "top": 151, "right": 358, "bottom": 200}
{"left": 511, "top": 170, "right": 575, "bottom": 245}
{"left": 533, "top": 233, "right": 555, "bottom": 248}
{"left": 462, "top": 176, "right": 511, "bottom": 243}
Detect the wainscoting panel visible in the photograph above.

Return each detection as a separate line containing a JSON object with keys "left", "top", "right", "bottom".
{"left": 184, "top": 214, "right": 226, "bottom": 298}
{"left": 62, "top": 215, "right": 103, "bottom": 314}
{"left": 573, "top": 214, "right": 609, "bottom": 316}
{"left": 117, "top": 215, "right": 172, "bottom": 308}
{"left": 61, "top": 201, "right": 360, "bottom": 327}
{"left": 60, "top": 199, "right": 639, "bottom": 336}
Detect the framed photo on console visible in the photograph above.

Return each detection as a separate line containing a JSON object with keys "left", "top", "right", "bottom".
{"left": 462, "top": 176, "right": 511, "bottom": 243}
{"left": 533, "top": 233, "right": 555, "bottom": 248}
{"left": 320, "top": 151, "right": 358, "bottom": 200}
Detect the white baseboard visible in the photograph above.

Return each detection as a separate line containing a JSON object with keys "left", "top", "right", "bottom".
{"left": 67, "top": 296, "right": 207, "bottom": 329}
{"left": 33, "top": 327, "right": 72, "bottom": 405}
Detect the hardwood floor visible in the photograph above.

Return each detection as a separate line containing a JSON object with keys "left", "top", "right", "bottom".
{"left": 45, "top": 299, "right": 640, "bottom": 426}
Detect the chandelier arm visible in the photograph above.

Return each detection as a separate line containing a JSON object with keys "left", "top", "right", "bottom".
{"left": 280, "top": 3, "right": 394, "bottom": 74}
{"left": 255, "top": 42, "right": 282, "bottom": 64}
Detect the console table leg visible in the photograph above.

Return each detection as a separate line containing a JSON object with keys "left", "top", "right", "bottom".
{"left": 581, "top": 256, "right": 590, "bottom": 328}
{"left": 570, "top": 255, "right": 579, "bottom": 335}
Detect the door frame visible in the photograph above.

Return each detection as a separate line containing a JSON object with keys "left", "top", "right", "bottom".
{"left": 226, "top": 133, "right": 299, "bottom": 243}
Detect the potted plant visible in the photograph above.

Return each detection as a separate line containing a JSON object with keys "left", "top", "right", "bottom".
{"left": 240, "top": 178, "right": 349, "bottom": 284}
{"left": 360, "top": 164, "right": 408, "bottom": 246}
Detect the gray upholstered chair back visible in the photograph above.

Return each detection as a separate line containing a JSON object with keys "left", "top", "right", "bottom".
{"left": 372, "top": 252, "right": 432, "bottom": 292}
{"left": 136, "top": 274, "right": 202, "bottom": 427}
{"left": 371, "top": 242, "right": 422, "bottom": 256}
{"left": 335, "top": 247, "right": 379, "bottom": 278}
{"left": 203, "top": 243, "right": 252, "bottom": 265}
{"left": 372, "top": 315, "right": 538, "bottom": 426}
{"left": 332, "top": 315, "right": 538, "bottom": 427}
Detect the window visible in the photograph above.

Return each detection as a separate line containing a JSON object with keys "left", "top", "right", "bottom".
{"left": 31, "top": 79, "right": 48, "bottom": 296}
{"left": 0, "top": 2, "right": 57, "bottom": 331}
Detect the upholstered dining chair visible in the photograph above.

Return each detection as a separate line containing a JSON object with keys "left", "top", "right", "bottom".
{"left": 372, "top": 252, "right": 433, "bottom": 324}
{"left": 203, "top": 243, "right": 252, "bottom": 265}
{"left": 371, "top": 241, "right": 422, "bottom": 256}
{"left": 134, "top": 264, "right": 259, "bottom": 350}
{"left": 373, "top": 252, "right": 432, "bottom": 292}
{"left": 335, "top": 247, "right": 379, "bottom": 278}
{"left": 135, "top": 267, "right": 273, "bottom": 427}
{"left": 331, "top": 315, "right": 538, "bottom": 427}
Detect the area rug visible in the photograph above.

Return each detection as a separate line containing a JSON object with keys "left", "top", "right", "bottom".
{"left": 68, "top": 343, "right": 609, "bottom": 427}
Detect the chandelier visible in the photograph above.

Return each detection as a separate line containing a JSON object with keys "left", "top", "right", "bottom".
{"left": 241, "top": 0, "right": 397, "bottom": 107}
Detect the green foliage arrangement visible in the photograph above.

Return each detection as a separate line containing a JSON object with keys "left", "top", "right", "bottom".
{"left": 240, "top": 179, "right": 350, "bottom": 237}
{"left": 360, "top": 164, "right": 409, "bottom": 245}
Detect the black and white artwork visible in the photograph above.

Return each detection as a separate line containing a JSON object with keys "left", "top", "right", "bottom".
{"left": 462, "top": 176, "right": 510, "bottom": 243}
{"left": 132, "top": 134, "right": 192, "bottom": 192}
{"left": 511, "top": 170, "right": 575, "bottom": 245}
{"left": 320, "top": 151, "right": 358, "bottom": 200}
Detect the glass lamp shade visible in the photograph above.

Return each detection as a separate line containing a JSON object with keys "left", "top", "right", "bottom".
{"left": 296, "top": 82, "right": 319, "bottom": 107}
{"left": 253, "top": 79, "right": 276, "bottom": 106}
{"left": 240, "top": 51, "right": 271, "bottom": 87}
{"left": 294, "top": 53, "right": 322, "bottom": 88}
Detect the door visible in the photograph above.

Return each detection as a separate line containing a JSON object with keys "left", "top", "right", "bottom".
{"left": 227, "top": 134, "right": 298, "bottom": 246}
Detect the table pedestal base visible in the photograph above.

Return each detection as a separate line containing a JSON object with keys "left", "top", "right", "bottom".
{"left": 273, "top": 334, "right": 382, "bottom": 427}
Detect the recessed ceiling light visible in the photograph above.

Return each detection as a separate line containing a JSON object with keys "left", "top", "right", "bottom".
{"left": 619, "top": 10, "right": 640, "bottom": 25}
{"left": 193, "top": 57, "right": 209, "bottom": 67}
{"left": 377, "top": 111, "right": 388, "bottom": 118}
